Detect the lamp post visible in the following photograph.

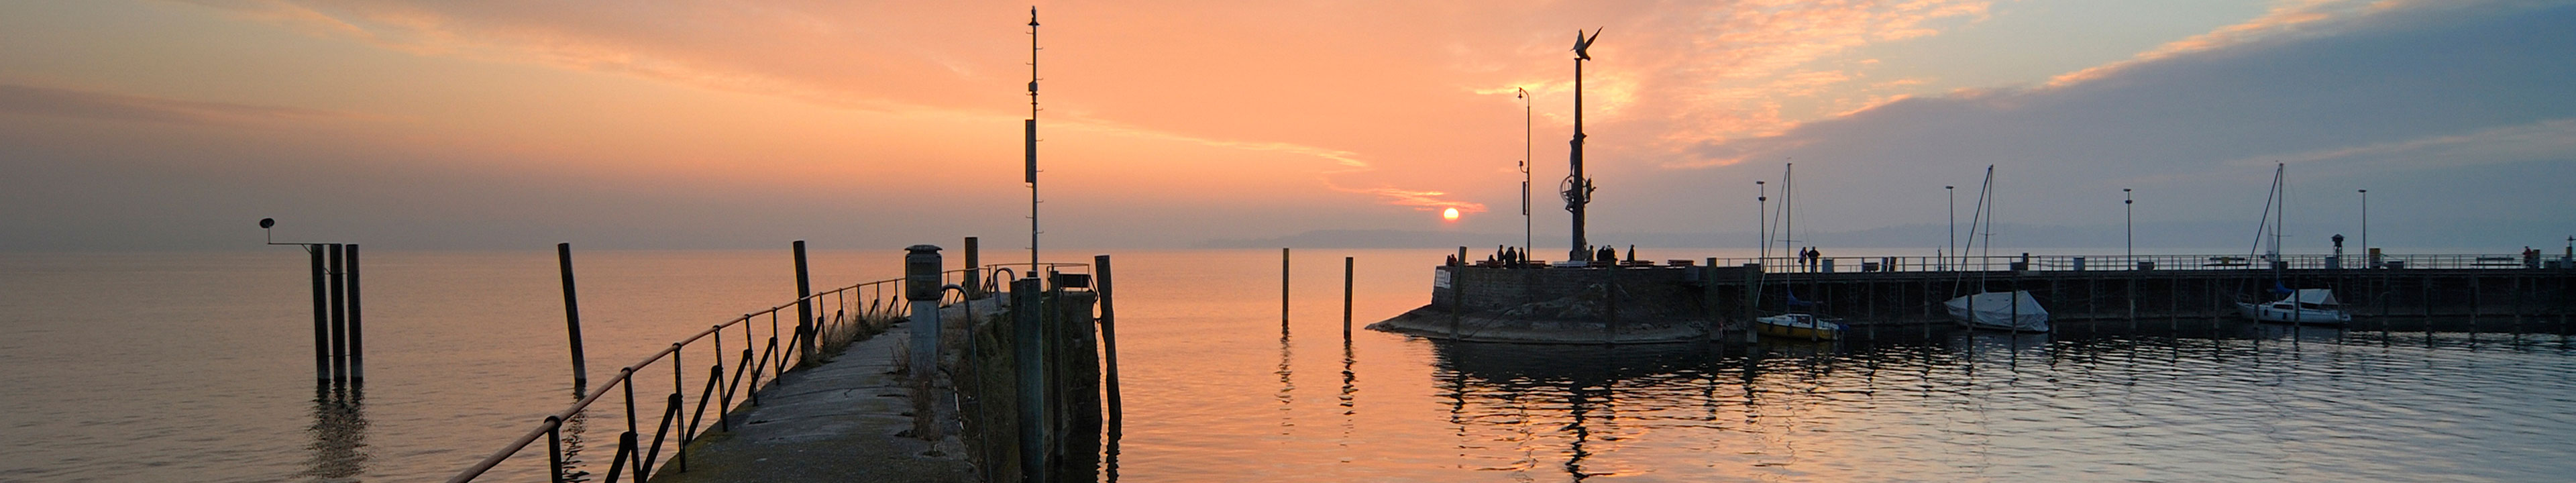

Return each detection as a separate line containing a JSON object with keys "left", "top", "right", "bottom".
{"left": 2125, "top": 188, "right": 2133, "bottom": 266}
{"left": 2358, "top": 189, "right": 2368, "bottom": 266}
{"left": 1756, "top": 180, "right": 1768, "bottom": 262}
{"left": 1945, "top": 185, "right": 1955, "bottom": 270}
{"left": 1517, "top": 87, "right": 1532, "bottom": 261}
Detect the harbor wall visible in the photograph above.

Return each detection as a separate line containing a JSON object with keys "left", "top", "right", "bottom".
{"left": 1399, "top": 263, "right": 2575, "bottom": 340}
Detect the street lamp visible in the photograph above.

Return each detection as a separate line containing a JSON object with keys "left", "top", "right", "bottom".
{"left": 1756, "top": 180, "right": 1768, "bottom": 262}
{"left": 2358, "top": 189, "right": 2369, "bottom": 267}
{"left": 1945, "top": 185, "right": 1955, "bottom": 271}
{"left": 2125, "top": 188, "right": 2133, "bottom": 265}
{"left": 1518, "top": 87, "right": 1532, "bottom": 261}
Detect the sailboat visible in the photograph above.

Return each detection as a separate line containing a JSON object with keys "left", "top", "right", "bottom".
{"left": 1752, "top": 163, "right": 1847, "bottom": 340}
{"left": 1945, "top": 166, "right": 2051, "bottom": 332}
{"left": 2237, "top": 163, "right": 2351, "bottom": 325}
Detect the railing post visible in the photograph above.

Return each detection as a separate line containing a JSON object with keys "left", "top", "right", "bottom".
{"left": 544, "top": 416, "right": 567, "bottom": 483}
{"left": 794, "top": 240, "right": 815, "bottom": 364}
{"left": 558, "top": 243, "right": 589, "bottom": 391}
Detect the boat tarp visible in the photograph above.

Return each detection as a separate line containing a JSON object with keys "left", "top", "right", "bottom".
{"left": 1945, "top": 290, "right": 2050, "bottom": 331}
{"left": 2275, "top": 288, "right": 2341, "bottom": 306}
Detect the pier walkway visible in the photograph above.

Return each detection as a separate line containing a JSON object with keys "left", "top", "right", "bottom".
{"left": 647, "top": 319, "right": 971, "bottom": 483}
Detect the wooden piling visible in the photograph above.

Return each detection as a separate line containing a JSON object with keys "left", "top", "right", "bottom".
{"left": 1342, "top": 256, "right": 1354, "bottom": 337}
{"left": 1095, "top": 255, "right": 1121, "bottom": 432}
{"left": 965, "top": 237, "right": 983, "bottom": 298}
{"left": 1010, "top": 277, "right": 1048, "bottom": 483}
{"left": 329, "top": 243, "right": 347, "bottom": 382}
{"left": 309, "top": 245, "right": 328, "bottom": 381}
{"left": 793, "top": 240, "right": 814, "bottom": 362}
{"left": 345, "top": 244, "right": 362, "bottom": 382}
{"left": 557, "top": 243, "right": 588, "bottom": 390}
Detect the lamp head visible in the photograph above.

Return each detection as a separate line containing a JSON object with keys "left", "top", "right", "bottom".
{"left": 259, "top": 218, "right": 275, "bottom": 229}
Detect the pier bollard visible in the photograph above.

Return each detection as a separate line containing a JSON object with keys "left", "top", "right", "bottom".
{"left": 906, "top": 245, "right": 946, "bottom": 443}
{"left": 904, "top": 245, "right": 944, "bottom": 382}
{"left": 557, "top": 243, "right": 588, "bottom": 391}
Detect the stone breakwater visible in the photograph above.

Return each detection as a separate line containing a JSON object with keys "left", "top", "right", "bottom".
{"left": 1366, "top": 264, "right": 1725, "bottom": 343}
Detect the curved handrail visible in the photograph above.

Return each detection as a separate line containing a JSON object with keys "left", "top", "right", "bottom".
{"left": 447, "top": 274, "right": 904, "bottom": 482}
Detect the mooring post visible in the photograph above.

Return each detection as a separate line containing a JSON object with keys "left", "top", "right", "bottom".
{"left": 328, "top": 243, "right": 347, "bottom": 382}
{"left": 1095, "top": 254, "right": 1122, "bottom": 432}
{"left": 794, "top": 241, "right": 815, "bottom": 363}
{"left": 309, "top": 245, "right": 328, "bottom": 382}
{"left": 965, "top": 237, "right": 983, "bottom": 299}
{"left": 1281, "top": 248, "right": 1291, "bottom": 327}
{"left": 345, "top": 244, "right": 363, "bottom": 382}
{"left": 1703, "top": 258, "right": 1719, "bottom": 343}
{"left": 1011, "top": 276, "right": 1048, "bottom": 483}
{"left": 557, "top": 243, "right": 588, "bottom": 390}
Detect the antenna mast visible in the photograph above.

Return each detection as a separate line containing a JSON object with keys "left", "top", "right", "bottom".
{"left": 1025, "top": 7, "right": 1041, "bottom": 277}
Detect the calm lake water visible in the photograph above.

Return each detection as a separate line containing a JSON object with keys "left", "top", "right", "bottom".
{"left": 5, "top": 248, "right": 2573, "bottom": 482}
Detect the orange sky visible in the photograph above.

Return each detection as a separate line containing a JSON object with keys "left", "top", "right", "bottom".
{"left": 5, "top": 1, "right": 2571, "bottom": 251}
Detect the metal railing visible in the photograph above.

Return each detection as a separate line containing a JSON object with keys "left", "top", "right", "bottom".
{"left": 1642, "top": 253, "right": 2558, "bottom": 274}
{"left": 445, "top": 262, "right": 1083, "bottom": 482}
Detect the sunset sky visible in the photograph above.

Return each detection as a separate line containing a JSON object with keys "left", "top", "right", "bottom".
{"left": 5, "top": 1, "right": 2571, "bottom": 252}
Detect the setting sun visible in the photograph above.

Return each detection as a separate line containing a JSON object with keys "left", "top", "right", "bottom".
{"left": 1441, "top": 207, "right": 1460, "bottom": 221}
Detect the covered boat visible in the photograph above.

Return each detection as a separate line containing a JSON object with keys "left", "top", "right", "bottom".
{"left": 1754, "top": 313, "right": 1846, "bottom": 341}
{"left": 1945, "top": 290, "right": 2050, "bottom": 332}
{"left": 2237, "top": 288, "right": 2351, "bottom": 324}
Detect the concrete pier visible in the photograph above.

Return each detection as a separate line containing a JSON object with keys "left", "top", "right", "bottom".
{"left": 649, "top": 285, "right": 1104, "bottom": 483}
{"left": 647, "top": 317, "right": 973, "bottom": 483}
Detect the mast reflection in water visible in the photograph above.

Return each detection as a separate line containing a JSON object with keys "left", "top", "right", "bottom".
{"left": 299, "top": 382, "right": 368, "bottom": 481}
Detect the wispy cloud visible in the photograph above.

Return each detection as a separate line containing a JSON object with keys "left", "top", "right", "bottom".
{"left": 2046, "top": 0, "right": 2376, "bottom": 88}
{"left": 2246, "top": 118, "right": 2576, "bottom": 168}
{"left": 0, "top": 83, "right": 343, "bottom": 125}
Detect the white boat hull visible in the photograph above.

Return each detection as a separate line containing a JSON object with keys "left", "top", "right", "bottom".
{"left": 1754, "top": 314, "right": 1846, "bottom": 341}
{"left": 2237, "top": 302, "right": 2351, "bottom": 324}
{"left": 1945, "top": 291, "right": 2051, "bottom": 332}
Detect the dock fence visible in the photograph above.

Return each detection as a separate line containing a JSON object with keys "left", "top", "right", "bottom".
{"left": 441, "top": 262, "right": 1087, "bottom": 483}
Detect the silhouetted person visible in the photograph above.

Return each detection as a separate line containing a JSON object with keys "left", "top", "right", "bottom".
{"left": 1625, "top": 245, "right": 1636, "bottom": 264}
